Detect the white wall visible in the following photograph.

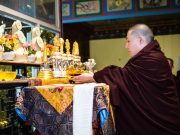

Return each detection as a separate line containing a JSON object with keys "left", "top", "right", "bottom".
{"left": 90, "top": 34, "right": 180, "bottom": 75}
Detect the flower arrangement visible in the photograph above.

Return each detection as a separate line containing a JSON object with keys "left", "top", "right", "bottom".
{"left": 0, "top": 34, "right": 19, "bottom": 52}
{"left": 22, "top": 42, "right": 37, "bottom": 63}
{"left": 46, "top": 44, "right": 53, "bottom": 57}
{"left": 0, "top": 34, "right": 37, "bottom": 54}
{"left": 23, "top": 42, "right": 36, "bottom": 56}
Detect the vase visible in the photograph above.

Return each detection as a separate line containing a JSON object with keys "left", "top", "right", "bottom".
{"left": 2, "top": 52, "right": 15, "bottom": 61}
{"left": 14, "top": 54, "right": 27, "bottom": 62}
{"left": 27, "top": 54, "right": 36, "bottom": 63}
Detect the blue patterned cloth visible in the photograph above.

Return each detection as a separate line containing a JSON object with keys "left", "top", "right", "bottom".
{"left": 16, "top": 85, "right": 114, "bottom": 135}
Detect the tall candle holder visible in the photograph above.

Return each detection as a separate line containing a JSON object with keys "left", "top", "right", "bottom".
{"left": 38, "top": 40, "right": 54, "bottom": 79}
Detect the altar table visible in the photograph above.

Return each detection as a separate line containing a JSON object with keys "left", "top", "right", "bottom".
{"left": 16, "top": 83, "right": 115, "bottom": 135}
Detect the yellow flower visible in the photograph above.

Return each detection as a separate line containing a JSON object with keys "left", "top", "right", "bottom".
{"left": 13, "top": 37, "right": 19, "bottom": 44}
{"left": 1, "top": 34, "right": 27, "bottom": 52}
{"left": 13, "top": 43, "right": 19, "bottom": 50}
{"left": 6, "top": 40, "right": 12, "bottom": 48}
{"left": 0, "top": 36, "right": 6, "bottom": 44}
{"left": 2, "top": 34, "right": 15, "bottom": 52}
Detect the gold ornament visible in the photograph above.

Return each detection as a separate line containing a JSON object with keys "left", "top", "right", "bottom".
{"left": 65, "top": 39, "right": 70, "bottom": 54}
{"left": 72, "top": 41, "right": 79, "bottom": 56}
{"left": 53, "top": 36, "right": 60, "bottom": 52}
{"left": 59, "top": 38, "right": 64, "bottom": 53}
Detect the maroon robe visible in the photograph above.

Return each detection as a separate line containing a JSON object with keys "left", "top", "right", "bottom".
{"left": 94, "top": 40, "right": 180, "bottom": 135}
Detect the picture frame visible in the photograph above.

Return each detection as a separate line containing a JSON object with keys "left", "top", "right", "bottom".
{"left": 62, "top": 1, "right": 72, "bottom": 18}
{"left": 174, "top": 0, "right": 180, "bottom": 7}
{"left": 74, "top": 0, "right": 102, "bottom": 17}
{"left": 138, "top": 0, "right": 169, "bottom": 10}
{"left": 104, "top": 0, "right": 135, "bottom": 14}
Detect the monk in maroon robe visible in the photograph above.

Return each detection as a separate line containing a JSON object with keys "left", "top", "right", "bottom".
{"left": 71, "top": 24, "right": 180, "bottom": 135}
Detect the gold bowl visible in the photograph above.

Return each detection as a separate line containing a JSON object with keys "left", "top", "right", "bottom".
{"left": 66, "top": 68, "right": 84, "bottom": 76}
{"left": 38, "top": 69, "right": 54, "bottom": 79}
{"left": 0, "top": 71, "right": 17, "bottom": 81}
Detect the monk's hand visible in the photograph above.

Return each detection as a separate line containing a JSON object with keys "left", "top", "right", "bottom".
{"left": 70, "top": 73, "right": 95, "bottom": 84}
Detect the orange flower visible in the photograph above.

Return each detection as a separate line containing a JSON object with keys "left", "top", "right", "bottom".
{"left": 47, "top": 44, "right": 53, "bottom": 49}
{"left": 1, "top": 34, "right": 15, "bottom": 52}
{"left": 5, "top": 34, "right": 12, "bottom": 39}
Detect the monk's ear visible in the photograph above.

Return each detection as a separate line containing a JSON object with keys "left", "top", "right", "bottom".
{"left": 139, "top": 35, "right": 145, "bottom": 45}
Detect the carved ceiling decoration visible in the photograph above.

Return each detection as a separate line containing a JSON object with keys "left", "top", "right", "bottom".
{"left": 87, "top": 13, "right": 180, "bottom": 39}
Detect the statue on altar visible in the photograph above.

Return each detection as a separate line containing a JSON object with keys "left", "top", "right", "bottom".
{"left": 12, "top": 20, "right": 26, "bottom": 49}
{"left": 59, "top": 38, "right": 64, "bottom": 53}
{"left": 53, "top": 36, "right": 60, "bottom": 52}
{"left": 31, "top": 26, "right": 44, "bottom": 51}
{"left": 65, "top": 39, "right": 70, "bottom": 54}
{"left": 31, "top": 26, "right": 44, "bottom": 63}
{"left": 0, "top": 24, "right": 6, "bottom": 38}
{"left": 12, "top": 20, "right": 28, "bottom": 62}
{"left": 72, "top": 41, "right": 79, "bottom": 56}
{"left": 0, "top": 24, "right": 5, "bottom": 53}
{"left": 52, "top": 36, "right": 64, "bottom": 53}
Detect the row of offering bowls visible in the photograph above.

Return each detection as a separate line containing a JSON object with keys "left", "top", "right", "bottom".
{"left": 0, "top": 52, "right": 38, "bottom": 63}
{"left": 37, "top": 68, "right": 85, "bottom": 80}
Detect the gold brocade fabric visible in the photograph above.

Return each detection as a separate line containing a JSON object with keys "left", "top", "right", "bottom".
{"left": 28, "top": 78, "right": 69, "bottom": 86}
{"left": 41, "top": 78, "right": 69, "bottom": 85}
{"left": 104, "top": 85, "right": 110, "bottom": 106}
{"left": 35, "top": 85, "right": 74, "bottom": 113}
{"left": 15, "top": 84, "right": 115, "bottom": 135}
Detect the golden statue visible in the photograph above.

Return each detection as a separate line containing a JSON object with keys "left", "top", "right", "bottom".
{"left": 72, "top": 41, "right": 79, "bottom": 56}
{"left": 53, "top": 36, "right": 60, "bottom": 52}
{"left": 59, "top": 38, "right": 64, "bottom": 53}
{"left": 65, "top": 39, "right": 70, "bottom": 54}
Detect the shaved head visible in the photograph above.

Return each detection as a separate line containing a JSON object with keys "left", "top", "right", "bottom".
{"left": 126, "top": 24, "right": 155, "bottom": 57}
{"left": 128, "top": 24, "right": 154, "bottom": 44}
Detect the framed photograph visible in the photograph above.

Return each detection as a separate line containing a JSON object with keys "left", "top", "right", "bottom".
{"left": 74, "top": 0, "right": 102, "bottom": 17}
{"left": 62, "top": 1, "right": 72, "bottom": 18}
{"left": 174, "top": 0, "right": 180, "bottom": 7}
{"left": 138, "top": 0, "right": 169, "bottom": 10}
{"left": 104, "top": 0, "right": 135, "bottom": 14}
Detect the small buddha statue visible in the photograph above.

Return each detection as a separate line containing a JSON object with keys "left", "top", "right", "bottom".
{"left": 31, "top": 26, "right": 44, "bottom": 51}
{"left": 12, "top": 20, "right": 26, "bottom": 49}
{"left": 65, "top": 39, "right": 70, "bottom": 54}
{"left": 72, "top": 41, "right": 79, "bottom": 56}
{"left": 0, "top": 24, "right": 5, "bottom": 52}
{"left": 52, "top": 36, "right": 60, "bottom": 52}
{"left": 0, "top": 24, "right": 5, "bottom": 38}
{"left": 59, "top": 38, "right": 64, "bottom": 53}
